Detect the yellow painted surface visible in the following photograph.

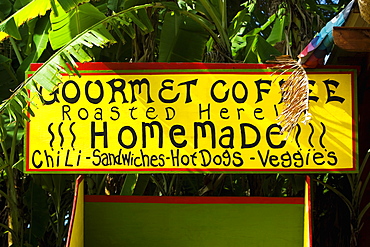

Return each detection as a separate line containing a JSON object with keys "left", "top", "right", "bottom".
{"left": 25, "top": 70, "right": 356, "bottom": 173}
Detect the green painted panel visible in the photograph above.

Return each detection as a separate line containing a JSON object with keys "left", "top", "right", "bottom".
{"left": 85, "top": 198, "right": 304, "bottom": 246}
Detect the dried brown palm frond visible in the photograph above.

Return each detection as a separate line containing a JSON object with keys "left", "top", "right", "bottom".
{"left": 268, "top": 55, "right": 311, "bottom": 137}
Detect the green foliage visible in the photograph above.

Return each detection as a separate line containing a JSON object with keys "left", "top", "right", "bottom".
{"left": 56, "top": 0, "right": 90, "bottom": 12}
{"left": 49, "top": 3, "right": 107, "bottom": 49}
{"left": 0, "top": 0, "right": 12, "bottom": 21}
{"left": 158, "top": 11, "right": 209, "bottom": 62}
{"left": 0, "top": 0, "right": 357, "bottom": 246}
{"left": 15, "top": 15, "right": 50, "bottom": 82}
{"left": 120, "top": 174, "right": 139, "bottom": 195}
{"left": 0, "top": 55, "right": 18, "bottom": 102}
{"left": 0, "top": 0, "right": 52, "bottom": 41}
{"left": 313, "top": 150, "right": 370, "bottom": 247}
{"left": 23, "top": 182, "right": 49, "bottom": 245}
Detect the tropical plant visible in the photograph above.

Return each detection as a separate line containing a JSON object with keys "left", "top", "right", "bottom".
{"left": 0, "top": 0, "right": 356, "bottom": 246}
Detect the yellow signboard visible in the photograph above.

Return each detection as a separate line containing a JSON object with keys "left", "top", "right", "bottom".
{"left": 25, "top": 63, "right": 357, "bottom": 173}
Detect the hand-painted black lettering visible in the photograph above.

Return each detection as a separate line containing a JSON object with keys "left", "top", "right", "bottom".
{"left": 118, "top": 126, "right": 137, "bottom": 148}
{"left": 254, "top": 108, "right": 264, "bottom": 120}
{"left": 313, "top": 152, "right": 325, "bottom": 165}
{"left": 78, "top": 108, "right": 88, "bottom": 120}
{"left": 213, "top": 155, "right": 222, "bottom": 165}
{"left": 237, "top": 108, "right": 245, "bottom": 120}
{"left": 240, "top": 123, "right": 260, "bottom": 148}
{"left": 281, "top": 151, "right": 292, "bottom": 167}
{"left": 85, "top": 80, "right": 104, "bottom": 104}
{"left": 219, "top": 126, "right": 234, "bottom": 148}
{"left": 94, "top": 108, "right": 103, "bottom": 120}
{"left": 142, "top": 121, "right": 163, "bottom": 148}
{"left": 199, "top": 149, "right": 211, "bottom": 167}
{"left": 220, "top": 108, "right": 230, "bottom": 119}
{"left": 110, "top": 106, "right": 120, "bottom": 120}
{"left": 210, "top": 80, "right": 229, "bottom": 103}
{"left": 64, "top": 149, "right": 73, "bottom": 167}
{"left": 266, "top": 124, "right": 286, "bottom": 148}
{"left": 32, "top": 150, "right": 42, "bottom": 168}
{"left": 178, "top": 79, "right": 197, "bottom": 103}
{"left": 92, "top": 149, "right": 101, "bottom": 165}
{"left": 199, "top": 104, "right": 210, "bottom": 120}
{"left": 323, "top": 79, "right": 345, "bottom": 103}
{"left": 140, "top": 149, "right": 155, "bottom": 167}
{"left": 41, "top": 87, "right": 60, "bottom": 105}
{"left": 62, "top": 105, "right": 71, "bottom": 120}
{"left": 327, "top": 151, "right": 338, "bottom": 166}
{"left": 292, "top": 151, "right": 304, "bottom": 167}
{"left": 254, "top": 79, "right": 271, "bottom": 103}
{"left": 190, "top": 152, "right": 198, "bottom": 166}
{"left": 169, "top": 125, "right": 187, "bottom": 148}
{"left": 222, "top": 150, "right": 231, "bottom": 166}
{"left": 180, "top": 154, "right": 190, "bottom": 166}
{"left": 44, "top": 150, "right": 54, "bottom": 167}
{"left": 308, "top": 80, "right": 319, "bottom": 102}
{"left": 146, "top": 107, "right": 158, "bottom": 120}
{"left": 106, "top": 78, "right": 128, "bottom": 103}
{"left": 232, "top": 152, "right": 243, "bottom": 167}
{"left": 129, "top": 107, "right": 138, "bottom": 120}
{"left": 165, "top": 107, "right": 176, "bottom": 120}
{"left": 194, "top": 121, "right": 216, "bottom": 149}
{"left": 158, "top": 79, "right": 180, "bottom": 103}
{"left": 62, "top": 80, "right": 80, "bottom": 103}
{"left": 128, "top": 78, "right": 154, "bottom": 103}
{"left": 257, "top": 150, "right": 269, "bottom": 167}
{"left": 91, "top": 122, "right": 108, "bottom": 148}
{"left": 171, "top": 149, "right": 180, "bottom": 166}
{"left": 269, "top": 155, "right": 279, "bottom": 167}
{"left": 158, "top": 154, "right": 165, "bottom": 166}
{"left": 232, "top": 81, "right": 248, "bottom": 103}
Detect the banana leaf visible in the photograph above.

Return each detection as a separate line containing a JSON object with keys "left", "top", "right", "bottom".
{"left": 49, "top": 3, "right": 107, "bottom": 49}
{"left": 158, "top": 11, "right": 209, "bottom": 62}
{"left": 0, "top": 0, "right": 51, "bottom": 41}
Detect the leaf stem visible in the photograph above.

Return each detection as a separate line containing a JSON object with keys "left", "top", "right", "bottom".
{"left": 9, "top": 37, "right": 23, "bottom": 64}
